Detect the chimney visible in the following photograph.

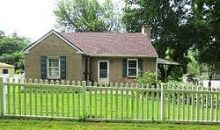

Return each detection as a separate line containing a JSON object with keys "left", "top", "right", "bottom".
{"left": 141, "top": 25, "right": 151, "bottom": 38}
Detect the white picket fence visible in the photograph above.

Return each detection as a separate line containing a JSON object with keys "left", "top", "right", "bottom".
{"left": 0, "top": 78, "right": 220, "bottom": 123}
{"left": 203, "top": 80, "right": 220, "bottom": 89}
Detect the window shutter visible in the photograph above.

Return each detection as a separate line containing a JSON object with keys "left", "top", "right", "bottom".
{"left": 60, "top": 56, "right": 66, "bottom": 79}
{"left": 138, "top": 59, "right": 143, "bottom": 73}
{"left": 40, "top": 56, "right": 47, "bottom": 79}
{"left": 122, "top": 58, "right": 127, "bottom": 78}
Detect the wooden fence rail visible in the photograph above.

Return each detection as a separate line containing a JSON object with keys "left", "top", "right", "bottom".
{"left": 0, "top": 77, "right": 220, "bottom": 123}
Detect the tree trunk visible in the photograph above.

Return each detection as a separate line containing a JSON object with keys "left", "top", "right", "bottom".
{"left": 158, "top": 64, "right": 173, "bottom": 82}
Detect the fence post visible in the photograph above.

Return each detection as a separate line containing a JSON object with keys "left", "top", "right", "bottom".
{"left": 160, "top": 83, "right": 165, "bottom": 122}
{"left": 0, "top": 77, "right": 5, "bottom": 116}
{"left": 82, "top": 81, "right": 86, "bottom": 119}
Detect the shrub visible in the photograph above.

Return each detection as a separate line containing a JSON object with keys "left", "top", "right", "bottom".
{"left": 137, "top": 72, "right": 159, "bottom": 85}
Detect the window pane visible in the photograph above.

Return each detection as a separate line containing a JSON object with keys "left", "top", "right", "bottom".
{"left": 129, "top": 60, "right": 137, "bottom": 67}
{"left": 100, "top": 62, "right": 107, "bottom": 70}
{"left": 128, "top": 60, "right": 137, "bottom": 77}
{"left": 49, "top": 59, "right": 59, "bottom": 67}
{"left": 99, "top": 62, "right": 107, "bottom": 78}
{"left": 48, "top": 58, "right": 60, "bottom": 79}
{"left": 100, "top": 69, "right": 107, "bottom": 78}
{"left": 128, "top": 69, "right": 136, "bottom": 76}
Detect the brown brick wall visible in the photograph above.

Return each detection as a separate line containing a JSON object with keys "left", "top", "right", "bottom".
{"left": 90, "top": 57, "right": 156, "bottom": 83}
{"left": 24, "top": 33, "right": 85, "bottom": 81}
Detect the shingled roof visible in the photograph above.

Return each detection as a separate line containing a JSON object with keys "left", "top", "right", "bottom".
{"left": 24, "top": 30, "right": 158, "bottom": 57}
{"left": 60, "top": 32, "right": 158, "bottom": 57}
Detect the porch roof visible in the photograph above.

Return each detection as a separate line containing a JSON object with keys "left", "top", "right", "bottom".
{"left": 157, "top": 58, "right": 179, "bottom": 65}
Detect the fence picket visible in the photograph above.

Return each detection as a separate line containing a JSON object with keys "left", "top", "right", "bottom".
{"left": 77, "top": 81, "right": 81, "bottom": 118}
{"left": 40, "top": 79, "right": 43, "bottom": 116}
{"left": 210, "top": 87, "right": 214, "bottom": 121}
{"left": 105, "top": 83, "right": 108, "bottom": 119}
{"left": 0, "top": 78, "right": 4, "bottom": 116}
{"left": 167, "top": 84, "right": 170, "bottom": 120}
{"left": 110, "top": 82, "right": 113, "bottom": 120}
{"left": 88, "top": 81, "right": 92, "bottom": 117}
{"left": 115, "top": 82, "right": 119, "bottom": 119}
{"left": 130, "top": 83, "right": 134, "bottom": 120}
{"left": 12, "top": 79, "right": 16, "bottom": 115}
{"left": 71, "top": 81, "right": 75, "bottom": 118}
{"left": 125, "top": 83, "right": 129, "bottom": 119}
{"left": 206, "top": 90, "right": 208, "bottom": 121}
{"left": 50, "top": 80, "right": 54, "bottom": 117}
{"left": 146, "top": 84, "right": 149, "bottom": 120}
{"left": 99, "top": 82, "right": 103, "bottom": 118}
{"left": 172, "top": 88, "right": 175, "bottom": 121}
{"left": 120, "top": 83, "right": 124, "bottom": 120}
{"left": 7, "top": 82, "right": 10, "bottom": 115}
{"left": 18, "top": 79, "right": 21, "bottom": 115}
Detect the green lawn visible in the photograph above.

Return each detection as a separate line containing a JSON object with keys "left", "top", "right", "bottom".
{"left": 0, "top": 119, "right": 220, "bottom": 130}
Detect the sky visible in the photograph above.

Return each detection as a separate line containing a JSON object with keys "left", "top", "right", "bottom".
{"left": 0, "top": 0, "right": 124, "bottom": 42}
{"left": 0, "top": 0, "right": 56, "bottom": 42}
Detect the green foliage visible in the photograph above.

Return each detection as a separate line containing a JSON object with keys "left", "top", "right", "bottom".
{"left": 0, "top": 31, "right": 29, "bottom": 72}
{"left": 123, "top": 0, "right": 193, "bottom": 82}
{"left": 137, "top": 72, "right": 159, "bottom": 85}
{"left": 0, "top": 36, "right": 28, "bottom": 55}
{"left": 190, "top": 0, "right": 220, "bottom": 80}
{"left": 54, "top": 0, "right": 123, "bottom": 32}
{"left": 187, "top": 50, "right": 201, "bottom": 76}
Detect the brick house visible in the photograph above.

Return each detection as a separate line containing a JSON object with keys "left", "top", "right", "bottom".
{"left": 23, "top": 27, "right": 158, "bottom": 83}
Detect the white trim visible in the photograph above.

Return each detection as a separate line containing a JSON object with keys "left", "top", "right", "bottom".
{"left": 98, "top": 60, "right": 109, "bottom": 84}
{"left": 47, "top": 56, "right": 60, "bottom": 79}
{"left": 127, "top": 59, "right": 138, "bottom": 78}
{"left": 24, "top": 30, "right": 84, "bottom": 54}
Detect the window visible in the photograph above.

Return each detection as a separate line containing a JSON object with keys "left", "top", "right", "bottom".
{"left": 99, "top": 61, "right": 108, "bottom": 78}
{"left": 47, "top": 57, "right": 60, "bottom": 79}
{"left": 127, "top": 59, "right": 138, "bottom": 77}
{"left": 2, "top": 69, "right": 8, "bottom": 74}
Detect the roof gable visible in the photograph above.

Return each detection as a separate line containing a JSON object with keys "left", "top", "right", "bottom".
{"left": 23, "top": 30, "right": 84, "bottom": 54}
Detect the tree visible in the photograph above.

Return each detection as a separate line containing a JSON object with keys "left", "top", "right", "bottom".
{"left": 190, "top": 0, "right": 220, "bottom": 82}
{"left": 123, "top": 0, "right": 193, "bottom": 82}
{"left": 0, "top": 31, "right": 28, "bottom": 72}
{"left": 54, "top": 0, "right": 123, "bottom": 32}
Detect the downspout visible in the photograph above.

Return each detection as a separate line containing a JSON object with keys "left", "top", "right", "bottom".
{"left": 84, "top": 56, "right": 91, "bottom": 82}
{"left": 87, "top": 56, "right": 90, "bottom": 81}
{"left": 84, "top": 56, "right": 88, "bottom": 81}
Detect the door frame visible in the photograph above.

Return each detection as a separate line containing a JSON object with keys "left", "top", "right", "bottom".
{"left": 97, "top": 60, "right": 109, "bottom": 84}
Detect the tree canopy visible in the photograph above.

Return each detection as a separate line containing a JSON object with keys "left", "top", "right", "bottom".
{"left": 54, "top": 0, "right": 123, "bottom": 32}
{"left": 0, "top": 30, "right": 29, "bottom": 72}
{"left": 190, "top": 0, "right": 220, "bottom": 80}
{"left": 123, "top": 0, "right": 194, "bottom": 81}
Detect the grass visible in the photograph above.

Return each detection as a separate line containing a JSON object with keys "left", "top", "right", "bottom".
{"left": 1, "top": 119, "right": 220, "bottom": 130}
{"left": 2, "top": 85, "right": 220, "bottom": 122}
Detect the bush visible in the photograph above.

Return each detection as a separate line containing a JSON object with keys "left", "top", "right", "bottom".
{"left": 137, "top": 72, "right": 159, "bottom": 85}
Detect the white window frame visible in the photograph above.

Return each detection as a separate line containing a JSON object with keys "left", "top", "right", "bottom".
{"left": 127, "top": 59, "right": 138, "bottom": 77}
{"left": 98, "top": 60, "right": 109, "bottom": 79}
{"left": 47, "top": 56, "right": 60, "bottom": 79}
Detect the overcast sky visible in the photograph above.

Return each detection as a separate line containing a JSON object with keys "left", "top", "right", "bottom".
{"left": 0, "top": 0, "right": 123, "bottom": 42}
{"left": 0, "top": 0, "right": 56, "bottom": 42}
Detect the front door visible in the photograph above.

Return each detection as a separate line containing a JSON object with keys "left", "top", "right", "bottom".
{"left": 98, "top": 60, "right": 109, "bottom": 84}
